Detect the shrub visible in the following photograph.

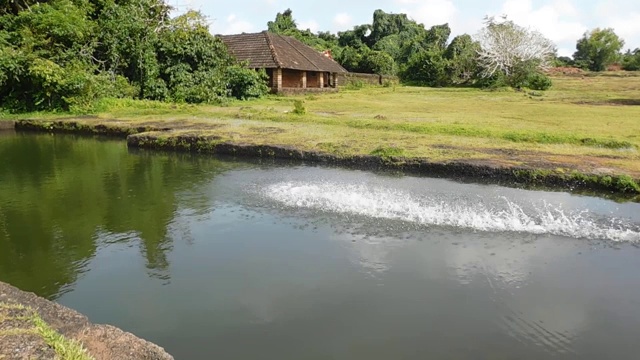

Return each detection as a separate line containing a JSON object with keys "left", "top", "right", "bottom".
{"left": 526, "top": 72, "right": 552, "bottom": 91}
{"left": 344, "top": 77, "right": 365, "bottom": 90}
{"left": 225, "top": 66, "right": 269, "bottom": 100}
{"left": 292, "top": 100, "right": 306, "bottom": 115}
{"left": 476, "top": 71, "right": 508, "bottom": 90}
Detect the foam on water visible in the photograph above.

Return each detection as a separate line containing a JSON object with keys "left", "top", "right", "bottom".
{"left": 264, "top": 181, "right": 640, "bottom": 242}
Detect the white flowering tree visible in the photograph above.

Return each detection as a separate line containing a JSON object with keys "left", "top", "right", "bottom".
{"left": 475, "top": 16, "right": 555, "bottom": 87}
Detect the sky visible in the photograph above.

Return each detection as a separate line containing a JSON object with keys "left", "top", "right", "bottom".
{"left": 166, "top": 0, "right": 640, "bottom": 56}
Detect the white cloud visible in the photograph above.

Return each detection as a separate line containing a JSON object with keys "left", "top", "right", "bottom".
{"left": 601, "top": 12, "right": 640, "bottom": 50}
{"left": 333, "top": 13, "right": 353, "bottom": 28}
{"left": 214, "top": 13, "right": 255, "bottom": 35}
{"left": 401, "top": 0, "right": 457, "bottom": 27}
{"left": 496, "top": 0, "right": 587, "bottom": 55}
{"left": 299, "top": 19, "right": 320, "bottom": 33}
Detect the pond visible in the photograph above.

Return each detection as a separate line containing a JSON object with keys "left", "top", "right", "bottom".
{"left": 1, "top": 131, "right": 640, "bottom": 359}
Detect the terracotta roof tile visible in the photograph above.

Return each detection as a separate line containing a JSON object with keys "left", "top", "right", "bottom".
{"left": 220, "top": 31, "right": 347, "bottom": 73}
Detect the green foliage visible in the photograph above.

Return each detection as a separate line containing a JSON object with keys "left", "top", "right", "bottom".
{"left": 526, "top": 72, "right": 553, "bottom": 91}
{"left": 362, "top": 50, "right": 396, "bottom": 75}
{"left": 622, "top": 48, "right": 640, "bottom": 71}
{"left": 267, "top": 8, "right": 297, "bottom": 33}
{"left": 555, "top": 56, "right": 574, "bottom": 67}
{"left": 476, "top": 71, "right": 508, "bottom": 90}
{"left": 292, "top": 100, "right": 306, "bottom": 115}
{"left": 344, "top": 77, "right": 365, "bottom": 90}
{"left": 369, "top": 10, "right": 416, "bottom": 46}
{"left": 225, "top": 66, "right": 270, "bottom": 100}
{"left": 266, "top": 9, "right": 338, "bottom": 52}
{"left": 574, "top": 28, "right": 624, "bottom": 71}
{"left": 444, "top": 34, "right": 480, "bottom": 85}
{"left": 402, "top": 50, "right": 449, "bottom": 87}
{"left": 0, "top": 1, "right": 266, "bottom": 112}
{"left": 335, "top": 46, "right": 366, "bottom": 72}
{"left": 338, "top": 24, "right": 371, "bottom": 49}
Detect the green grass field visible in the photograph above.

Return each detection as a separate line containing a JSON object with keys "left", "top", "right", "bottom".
{"left": 4, "top": 72, "right": 640, "bottom": 179}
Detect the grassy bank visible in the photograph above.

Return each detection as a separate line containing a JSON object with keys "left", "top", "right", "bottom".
{"left": 5, "top": 72, "right": 640, "bottom": 196}
{"left": 0, "top": 303, "right": 92, "bottom": 360}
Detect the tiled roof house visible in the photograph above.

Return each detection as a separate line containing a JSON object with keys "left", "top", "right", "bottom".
{"left": 220, "top": 31, "right": 348, "bottom": 94}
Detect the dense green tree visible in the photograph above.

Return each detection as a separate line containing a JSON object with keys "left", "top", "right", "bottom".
{"left": 444, "top": 34, "right": 480, "bottom": 85}
{"left": 573, "top": 28, "right": 624, "bottom": 71}
{"left": 361, "top": 50, "right": 395, "bottom": 75}
{"left": 266, "top": 9, "right": 338, "bottom": 53}
{"left": 372, "top": 34, "right": 402, "bottom": 60}
{"left": 267, "top": 8, "right": 297, "bottom": 33}
{"left": 0, "top": 0, "right": 104, "bottom": 110}
{"left": 96, "top": 0, "right": 170, "bottom": 100}
{"left": 401, "top": 50, "right": 449, "bottom": 86}
{"left": 0, "top": 0, "right": 267, "bottom": 111}
{"left": 338, "top": 24, "right": 371, "bottom": 49}
{"left": 335, "top": 46, "right": 366, "bottom": 72}
{"left": 622, "top": 48, "right": 640, "bottom": 71}
{"left": 369, "top": 9, "right": 415, "bottom": 46}
{"left": 555, "top": 56, "right": 574, "bottom": 67}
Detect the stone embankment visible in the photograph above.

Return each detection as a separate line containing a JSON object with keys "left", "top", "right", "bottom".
{"left": 13, "top": 118, "right": 640, "bottom": 199}
{"left": 0, "top": 282, "right": 173, "bottom": 360}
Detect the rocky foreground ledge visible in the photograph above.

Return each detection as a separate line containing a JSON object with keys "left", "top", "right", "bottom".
{"left": 0, "top": 282, "right": 173, "bottom": 360}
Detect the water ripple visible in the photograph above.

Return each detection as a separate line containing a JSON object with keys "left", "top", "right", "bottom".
{"left": 264, "top": 181, "right": 640, "bottom": 243}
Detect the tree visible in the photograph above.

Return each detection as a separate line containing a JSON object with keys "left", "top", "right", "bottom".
{"left": 401, "top": 49, "right": 449, "bottom": 86}
{"left": 444, "top": 34, "right": 480, "bottom": 84}
{"left": 475, "top": 16, "right": 555, "bottom": 88}
{"left": 368, "top": 9, "right": 415, "bottom": 46}
{"left": 573, "top": 28, "right": 624, "bottom": 71}
{"left": 0, "top": 0, "right": 267, "bottom": 111}
{"left": 622, "top": 48, "right": 640, "bottom": 71}
{"left": 267, "top": 8, "right": 297, "bottom": 33}
{"left": 361, "top": 50, "right": 395, "bottom": 75}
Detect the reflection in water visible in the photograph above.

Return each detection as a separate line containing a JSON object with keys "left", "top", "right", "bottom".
{"left": 335, "top": 233, "right": 403, "bottom": 275}
{"left": 442, "top": 238, "right": 589, "bottom": 355}
{"left": 0, "top": 133, "right": 236, "bottom": 298}
{"left": 3, "top": 133, "right": 640, "bottom": 359}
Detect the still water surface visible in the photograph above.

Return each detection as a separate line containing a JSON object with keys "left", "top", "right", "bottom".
{"left": 1, "top": 131, "right": 640, "bottom": 359}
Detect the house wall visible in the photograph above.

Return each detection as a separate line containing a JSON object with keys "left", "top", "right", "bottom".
{"left": 267, "top": 68, "right": 341, "bottom": 93}
{"left": 280, "top": 69, "right": 333, "bottom": 88}
{"left": 306, "top": 72, "right": 320, "bottom": 88}
{"left": 282, "top": 69, "right": 303, "bottom": 88}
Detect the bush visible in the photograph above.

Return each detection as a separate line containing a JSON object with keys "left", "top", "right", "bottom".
{"left": 476, "top": 71, "right": 508, "bottom": 90}
{"left": 401, "top": 50, "right": 449, "bottom": 87}
{"left": 622, "top": 49, "right": 640, "bottom": 71}
{"left": 292, "top": 100, "right": 306, "bottom": 115}
{"left": 361, "top": 51, "right": 396, "bottom": 75}
{"left": 526, "top": 73, "right": 552, "bottom": 91}
{"left": 344, "top": 77, "right": 365, "bottom": 90}
{"left": 225, "top": 66, "right": 270, "bottom": 100}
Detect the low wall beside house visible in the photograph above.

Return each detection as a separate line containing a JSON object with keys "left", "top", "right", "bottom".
{"left": 337, "top": 73, "right": 399, "bottom": 86}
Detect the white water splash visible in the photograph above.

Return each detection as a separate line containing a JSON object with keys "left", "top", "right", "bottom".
{"left": 264, "top": 182, "right": 640, "bottom": 243}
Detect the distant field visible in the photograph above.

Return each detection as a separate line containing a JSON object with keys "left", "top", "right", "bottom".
{"left": 4, "top": 72, "right": 640, "bottom": 178}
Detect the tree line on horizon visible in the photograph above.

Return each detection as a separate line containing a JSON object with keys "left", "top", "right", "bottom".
{"left": 1, "top": 1, "right": 638, "bottom": 113}
{"left": 270, "top": 9, "right": 640, "bottom": 81}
